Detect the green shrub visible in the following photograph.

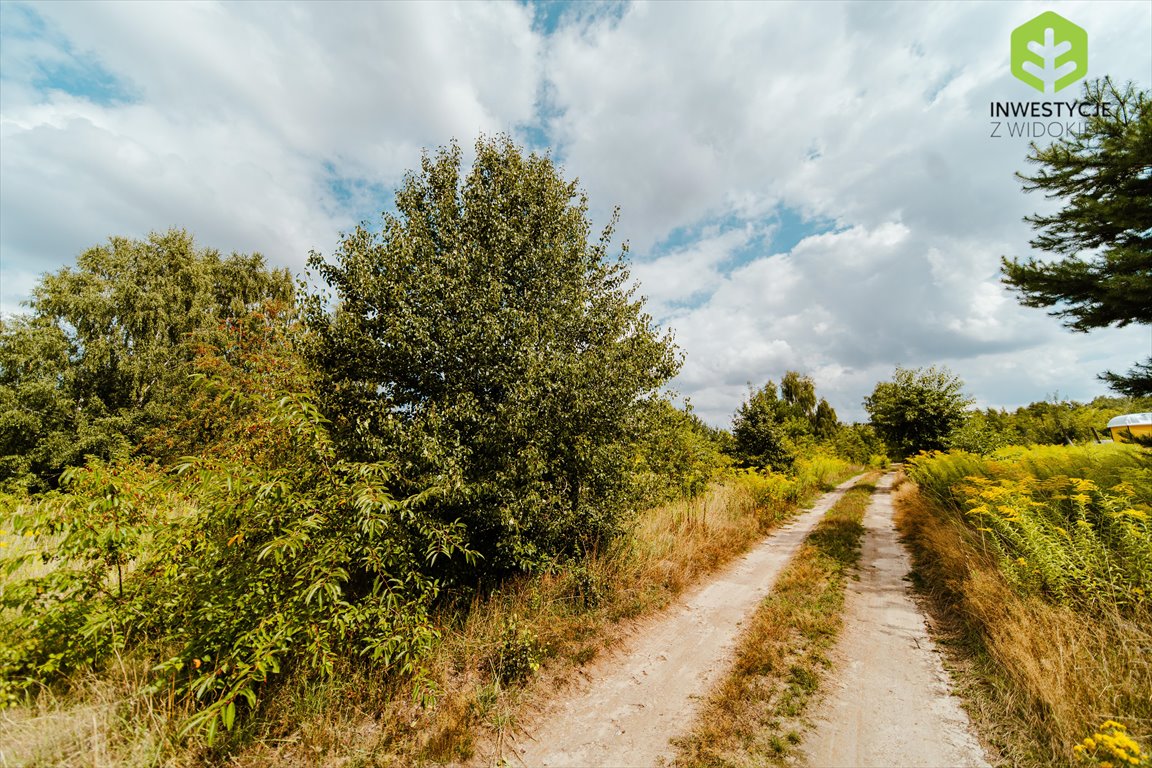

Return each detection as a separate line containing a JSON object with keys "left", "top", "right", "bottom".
{"left": 0, "top": 382, "right": 473, "bottom": 743}
{"left": 484, "top": 615, "right": 543, "bottom": 684}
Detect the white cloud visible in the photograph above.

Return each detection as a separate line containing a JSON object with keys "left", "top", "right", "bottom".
{"left": 2, "top": 0, "right": 1149, "bottom": 427}
{"left": 1, "top": 1, "right": 542, "bottom": 300}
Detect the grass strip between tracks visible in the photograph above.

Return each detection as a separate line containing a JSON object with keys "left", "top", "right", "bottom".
{"left": 671, "top": 473, "right": 880, "bottom": 768}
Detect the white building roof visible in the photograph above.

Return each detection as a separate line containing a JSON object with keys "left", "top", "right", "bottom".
{"left": 1106, "top": 412, "right": 1152, "bottom": 429}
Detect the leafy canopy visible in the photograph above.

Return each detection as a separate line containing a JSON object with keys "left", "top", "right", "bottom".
{"left": 863, "top": 366, "right": 972, "bottom": 460}
{"left": 0, "top": 229, "right": 293, "bottom": 492}
{"left": 730, "top": 372, "right": 847, "bottom": 470}
{"left": 1001, "top": 78, "right": 1152, "bottom": 396}
{"left": 731, "top": 380, "right": 795, "bottom": 472}
{"left": 305, "top": 135, "right": 680, "bottom": 575}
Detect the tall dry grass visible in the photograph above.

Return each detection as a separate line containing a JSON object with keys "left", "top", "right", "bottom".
{"left": 895, "top": 479, "right": 1152, "bottom": 768}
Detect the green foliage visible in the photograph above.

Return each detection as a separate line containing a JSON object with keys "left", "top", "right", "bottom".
{"left": 0, "top": 316, "right": 134, "bottom": 495}
{"left": 0, "top": 460, "right": 161, "bottom": 707}
{"left": 731, "top": 373, "right": 853, "bottom": 470}
{"left": 947, "top": 410, "right": 1017, "bottom": 455}
{"left": 0, "top": 315, "right": 473, "bottom": 741}
{"left": 906, "top": 444, "right": 1151, "bottom": 613}
{"left": 1001, "top": 78, "right": 1152, "bottom": 396}
{"left": 863, "top": 366, "right": 972, "bottom": 460}
{"left": 813, "top": 398, "right": 839, "bottom": 440}
{"left": 0, "top": 229, "right": 293, "bottom": 492}
{"left": 629, "top": 398, "right": 731, "bottom": 504}
{"left": 829, "top": 423, "right": 886, "bottom": 465}
{"left": 731, "top": 381, "right": 796, "bottom": 471}
{"left": 780, "top": 372, "right": 817, "bottom": 423}
{"left": 732, "top": 377, "right": 797, "bottom": 469}
{"left": 483, "top": 615, "right": 543, "bottom": 684}
{"left": 304, "top": 135, "right": 679, "bottom": 575}
{"left": 946, "top": 395, "right": 1152, "bottom": 453}
{"left": 732, "top": 452, "right": 855, "bottom": 512}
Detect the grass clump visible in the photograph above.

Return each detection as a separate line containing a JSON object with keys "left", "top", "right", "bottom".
{"left": 670, "top": 474, "right": 878, "bottom": 767}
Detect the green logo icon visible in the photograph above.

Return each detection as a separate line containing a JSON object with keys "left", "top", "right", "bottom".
{"left": 1011, "top": 12, "right": 1088, "bottom": 94}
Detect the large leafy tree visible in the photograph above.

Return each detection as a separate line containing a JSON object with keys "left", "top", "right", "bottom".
{"left": 0, "top": 229, "right": 293, "bottom": 491}
{"left": 731, "top": 380, "right": 795, "bottom": 471}
{"left": 863, "top": 366, "right": 972, "bottom": 460}
{"left": 304, "top": 135, "right": 679, "bottom": 575}
{"left": 1001, "top": 78, "right": 1152, "bottom": 396}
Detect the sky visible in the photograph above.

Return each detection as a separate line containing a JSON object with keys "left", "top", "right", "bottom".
{"left": 1, "top": 0, "right": 1150, "bottom": 426}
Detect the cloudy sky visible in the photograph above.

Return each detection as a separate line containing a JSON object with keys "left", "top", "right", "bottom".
{"left": 1, "top": 0, "right": 1150, "bottom": 426}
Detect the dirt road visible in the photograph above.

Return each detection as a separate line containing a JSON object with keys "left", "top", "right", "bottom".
{"left": 506, "top": 475, "right": 865, "bottom": 768}
{"left": 800, "top": 473, "right": 991, "bottom": 768}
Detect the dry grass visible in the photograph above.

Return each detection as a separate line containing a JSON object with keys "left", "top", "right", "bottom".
{"left": 670, "top": 475, "right": 878, "bottom": 767}
{"left": 894, "top": 479, "right": 1152, "bottom": 768}
{"left": 0, "top": 663, "right": 189, "bottom": 768}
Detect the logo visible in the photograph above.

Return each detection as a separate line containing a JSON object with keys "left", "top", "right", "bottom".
{"left": 1011, "top": 12, "right": 1088, "bottom": 94}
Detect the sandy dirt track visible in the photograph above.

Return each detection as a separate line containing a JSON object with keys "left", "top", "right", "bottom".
{"left": 505, "top": 474, "right": 866, "bottom": 768}
{"left": 800, "top": 473, "right": 991, "bottom": 768}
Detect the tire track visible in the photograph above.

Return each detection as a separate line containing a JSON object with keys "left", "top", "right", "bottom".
{"left": 800, "top": 473, "right": 991, "bottom": 768}
{"left": 506, "top": 474, "right": 867, "bottom": 768}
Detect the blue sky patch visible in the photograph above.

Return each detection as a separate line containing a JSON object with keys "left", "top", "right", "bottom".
{"left": 32, "top": 56, "right": 137, "bottom": 106}
{"left": 324, "top": 163, "right": 396, "bottom": 230}
{"left": 524, "top": 0, "right": 572, "bottom": 35}
{"left": 644, "top": 205, "right": 836, "bottom": 268}
{"left": 522, "top": 0, "right": 630, "bottom": 35}
{"left": 770, "top": 205, "right": 837, "bottom": 255}
{"left": 1, "top": 3, "right": 137, "bottom": 106}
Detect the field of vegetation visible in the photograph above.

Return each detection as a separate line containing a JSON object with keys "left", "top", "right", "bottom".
{"left": 2, "top": 87, "right": 1149, "bottom": 765}
{"left": 0, "top": 446, "right": 856, "bottom": 766}
{"left": 900, "top": 444, "right": 1152, "bottom": 768}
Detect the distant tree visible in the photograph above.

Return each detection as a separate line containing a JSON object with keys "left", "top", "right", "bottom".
{"left": 946, "top": 410, "right": 1015, "bottom": 455}
{"left": 830, "top": 423, "right": 886, "bottom": 465}
{"left": 0, "top": 229, "right": 293, "bottom": 491}
{"left": 814, "top": 398, "right": 839, "bottom": 440}
{"left": 1001, "top": 78, "right": 1152, "bottom": 396}
{"left": 863, "top": 366, "right": 973, "bottom": 460}
{"left": 781, "top": 371, "right": 817, "bottom": 420}
{"left": 731, "top": 380, "right": 795, "bottom": 471}
{"left": 304, "top": 135, "right": 679, "bottom": 575}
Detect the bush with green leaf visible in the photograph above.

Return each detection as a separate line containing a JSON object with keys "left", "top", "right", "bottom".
{"left": 0, "top": 311, "right": 474, "bottom": 742}
{"left": 629, "top": 398, "right": 730, "bottom": 505}
{"left": 303, "top": 135, "right": 680, "bottom": 576}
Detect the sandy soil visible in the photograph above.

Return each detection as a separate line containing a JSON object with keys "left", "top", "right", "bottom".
{"left": 799, "top": 473, "right": 991, "bottom": 768}
{"left": 503, "top": 474, "right": 866, "bottom": 768}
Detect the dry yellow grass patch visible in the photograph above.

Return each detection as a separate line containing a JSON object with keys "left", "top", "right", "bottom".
{"left": 895, "top": 480, "right": 1152, "bottom": 768}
